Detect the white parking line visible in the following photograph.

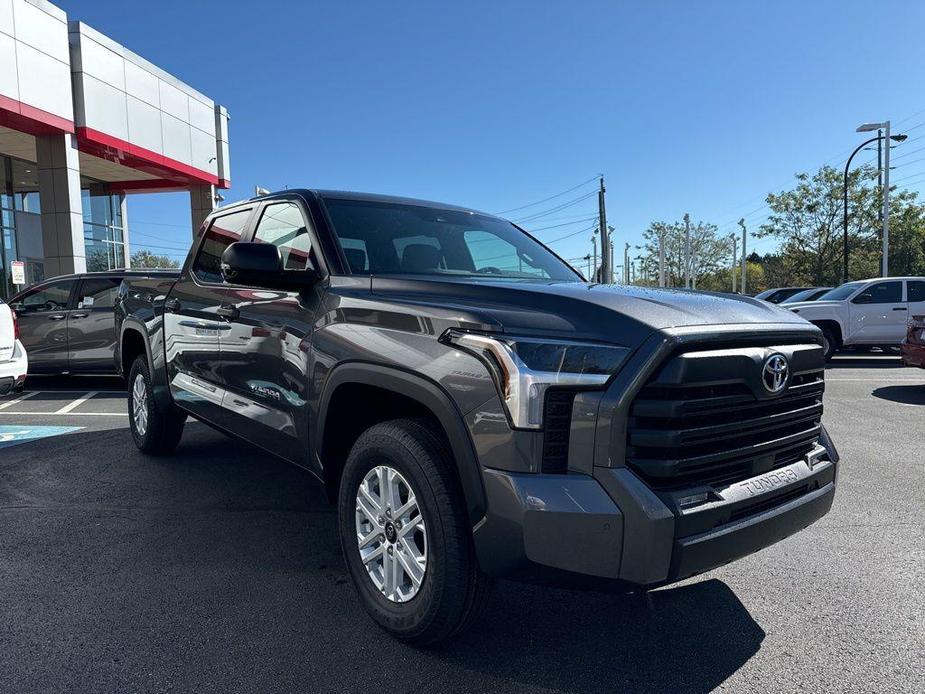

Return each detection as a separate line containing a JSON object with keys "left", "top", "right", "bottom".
{"left": 54, "top": 391, "right": 99, "bottom": 415}
{"left": 0, "top": 411, "right": 126, "bottom": 417}
{"left": 0, "top": 391, "right": 37, "bottom": 411}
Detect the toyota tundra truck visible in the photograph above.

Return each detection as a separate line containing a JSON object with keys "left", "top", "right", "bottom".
{"left": 114, "top": 189, "right": 839, "bottom": 644}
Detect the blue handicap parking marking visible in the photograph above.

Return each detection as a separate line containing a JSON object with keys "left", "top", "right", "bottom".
{"left": 0, "top": 425, "right": 83, "bottom": 448}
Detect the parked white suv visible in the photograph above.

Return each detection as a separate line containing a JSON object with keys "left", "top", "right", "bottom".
{"left": 0, "top": 299, "right": 28, "bottom": 396}
{"left": 787, "top": 277, "right": 925, "bottom": 359}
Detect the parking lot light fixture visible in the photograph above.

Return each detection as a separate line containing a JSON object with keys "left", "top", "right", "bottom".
{"left": 843, "top": 123, "right": 906, "bottom": 282}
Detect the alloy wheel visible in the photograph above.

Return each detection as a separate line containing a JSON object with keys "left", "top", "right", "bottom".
{"left": 132, "top": 373, "right": 149, "bottom": 437}
{"left": 355, "top": 465, "right": 428, "bottom": 603}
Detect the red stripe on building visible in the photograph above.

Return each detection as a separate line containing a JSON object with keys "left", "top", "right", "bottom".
{"left": 76, "top": 126, "right": 229, "bottom": 189}
{"left": 0, "top": 94, "right": 75, "bottom": 135}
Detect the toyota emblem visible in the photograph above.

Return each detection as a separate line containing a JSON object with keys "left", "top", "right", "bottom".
{"left": 762, "top": 353, "right": 789, "bottom": 394}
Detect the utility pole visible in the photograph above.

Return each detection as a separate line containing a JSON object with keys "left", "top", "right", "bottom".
{"left": 657, "top": 224, "right": 667, "bottom": 288}
{"left": 730, "top": 233, "right": 738, "bottom": 293}
{"left": 624, "top": 243, "right": 630, "bottom": 284}
{"left": 691, "top": 245, "right": 697, "bottom": 290}
{"left": 591, "top": 234, "right": 598, "bottom": 282}
{"left": 584, "top": 254, "right": 592, "bottom": 280}
{"left": 597, "top": 177, "right": 610, "bottom": 283}
{"left": 882, "top": 121, "right": 891, "bottom": 276}
{"left": 683, "top": 213, "right": 691, "bottom": 289}
{"left": 738, "top": 218, "right": 747, "bottom": 295}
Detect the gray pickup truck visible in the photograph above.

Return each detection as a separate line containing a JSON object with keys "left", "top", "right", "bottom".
{"left": 114, "top": 189, "right": 838, "bottom": 643}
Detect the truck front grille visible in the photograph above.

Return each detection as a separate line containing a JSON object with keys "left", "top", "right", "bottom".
{"left": 625, "top": 344, "right": 825, "bottom": 490}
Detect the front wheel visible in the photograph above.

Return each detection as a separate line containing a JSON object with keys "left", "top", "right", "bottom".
{"left": 819, "top": 326, "right": 839, "bottom": 361}
{"left": 128, "top": 356, "right": 186, "bottom": 455}
{"left": 338, "top": 419, "right": 492, "bottom": 645}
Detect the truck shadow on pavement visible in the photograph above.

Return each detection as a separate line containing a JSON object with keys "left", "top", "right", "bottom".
{"left": 445, "top": 578, "right": 764, "bottom": 693}
{"left": 0, "top": 424, "right": 764, "bottom": 694}
{"left": 872, "top": 384, "right": 925, "bottom": 406}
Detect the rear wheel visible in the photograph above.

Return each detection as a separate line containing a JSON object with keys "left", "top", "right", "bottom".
{"left": 128, "top": 356, "right": 185, "bottom": 455}
{"left": 338, "top": 419, "right": 492, "bottom": 644}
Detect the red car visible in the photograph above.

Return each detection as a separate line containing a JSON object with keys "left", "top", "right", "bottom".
{"left": 900, "top": 314, "right": 925, "bottom": 368}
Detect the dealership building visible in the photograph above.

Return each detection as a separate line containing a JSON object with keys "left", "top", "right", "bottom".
{"left": 0, "top": 0, "right": 230, "bottom": 299}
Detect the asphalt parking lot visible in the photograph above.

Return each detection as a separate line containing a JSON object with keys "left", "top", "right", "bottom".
{"left": 1, "top": 358, "right": 923, "bottom": 693}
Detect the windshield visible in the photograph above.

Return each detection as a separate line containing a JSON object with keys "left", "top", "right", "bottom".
{"left": 817, "top": 282, "right": 865, "bottom": 301}
{"left": 784, "top": 288, "right": 827, "bottom": 303}
{"left": 322, "top": 197, "right": 582, "bottom": 281}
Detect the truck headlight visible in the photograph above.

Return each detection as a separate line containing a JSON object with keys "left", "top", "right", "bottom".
{"left": 441, "top": 330, "right": 630, "bottom": 429}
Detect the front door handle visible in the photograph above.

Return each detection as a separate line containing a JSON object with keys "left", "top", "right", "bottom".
{"left": 165, "top": 298, "right": 181, "bottom": 313}
{"left": 48, "top": 314, "right": 66, "bottom": 321}
{"left": 71, "top": 312, "right": 89, "bottom": 319}
{"left": 217, "top": 305, "right": 239, "bottom": 320}
{"left": 893, "top": 307, "right": 908, "bottom": 311}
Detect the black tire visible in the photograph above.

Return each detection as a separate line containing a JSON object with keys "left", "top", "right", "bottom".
{"left": 127, "top": 356, "right": 186, "bottom": 455}
{"left": 820, "top": 326, "right": 839, "bottom": 361}
{"left": 338, "top": 418, "right": 492, "bottom": 645}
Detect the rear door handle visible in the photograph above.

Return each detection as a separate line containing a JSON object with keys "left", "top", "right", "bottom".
{"left": 893, "top": 307, "right": 908, "bottom": 311}
{"left": 217, "top": 305, "right": 239, "bottom": 320}
{"left": 165, "top": 298, "right": 181, "bottom": 313}
{"left": 71, "top": 312, "right": 89, "bottom": 319}
{"left": 48, "top": 314, "right": 66, "bottom": 321}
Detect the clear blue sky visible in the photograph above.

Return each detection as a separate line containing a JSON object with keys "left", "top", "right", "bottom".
{"left": 56, "top": 0, "right": 925, "bottom": 270}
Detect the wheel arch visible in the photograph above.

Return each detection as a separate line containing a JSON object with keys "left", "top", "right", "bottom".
{"left": 119, "top": 319, "right": 173, "bottom": 412}
{"left": 810, "top": 319, "right": 843, "bottom": 345}
{"left": 316, "top": 363, "right": 487, "bottom": 526}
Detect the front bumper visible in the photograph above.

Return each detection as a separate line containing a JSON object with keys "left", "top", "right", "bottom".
{"left": 473, "top": 446, "right": 837, "bottom": 588}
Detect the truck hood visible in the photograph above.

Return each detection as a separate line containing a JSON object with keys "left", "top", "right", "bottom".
{"left": 369, "top": 277, "right": 811, "bottom": 348}
{"left": 784, "top": 300, "right": 843, "bottom": 311}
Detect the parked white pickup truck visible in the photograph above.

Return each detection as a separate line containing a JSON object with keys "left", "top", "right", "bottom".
{"left": 787, "top": 277, "right": 925, "bottom": 359}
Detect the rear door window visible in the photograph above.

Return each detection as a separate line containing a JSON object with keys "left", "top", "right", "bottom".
{"left": 192, "top": 209, "right": 252, "bottom": 283}
{"left": 76, "top": 277, "right": 120, "bottom": 310}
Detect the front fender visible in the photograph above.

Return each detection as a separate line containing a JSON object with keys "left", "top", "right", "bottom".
{"left": 315, "top": 362, "right": 488, "bottom": 525}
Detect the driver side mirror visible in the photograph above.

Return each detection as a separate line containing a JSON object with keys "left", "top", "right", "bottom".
{"left": 8, "top": 302, "right": 23, "bottom": 313}
{"left": 220, "top": 242, "right": 318, "bottom": 290}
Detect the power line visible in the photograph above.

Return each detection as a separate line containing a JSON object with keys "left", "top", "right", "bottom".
{"left": 545, "top": 223, "right": 598, "bottom": 245}
{"left": 522, "top": 215, "right": 598, "bottom": 233}
{"left": 513, "top": 191, "right": 598, "bottom": 224}
{"left": 493, "top": 175, "right": 600, "bottom": 215}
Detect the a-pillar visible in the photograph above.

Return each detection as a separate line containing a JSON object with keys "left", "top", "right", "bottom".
{"left": 190, "top": 184, "right": 215, "bottom": 238}
{"left": 36, "top": 133, "right": 86, "bottom": 276}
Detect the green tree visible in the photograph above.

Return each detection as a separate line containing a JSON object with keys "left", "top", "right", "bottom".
{"left": 130, "top": 250, "right": 180, "bottom": 269}
{"left": 639, "top": 218, "right": 729, "bottom": 288}
{"left": 757, "top": 164, "right": 925, "bottom": 284}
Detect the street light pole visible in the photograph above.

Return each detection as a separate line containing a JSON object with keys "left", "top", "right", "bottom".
{"left": 845, "top": 124, "right": 906, "bottom": 283}
{"left": 882, "top": 120, "right": 891, "bottom": 277}
{"left": 730, "top": 233, "right": 738, "bottom": 293}
{"left": 739, "top": 218, "right": 747, "bottom": 295}
{"left": 683, "top": 213, "right": 691, "bottom": 289}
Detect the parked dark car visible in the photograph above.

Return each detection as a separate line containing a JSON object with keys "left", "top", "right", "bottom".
{"left": 115, "top": 189, "right": 838, "bottom": 644}
{"left": 9, "top": 270, "right": 178, "bottom": 375}
{"left": 753, "top": 286, "right": 819, "bottom": 304}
